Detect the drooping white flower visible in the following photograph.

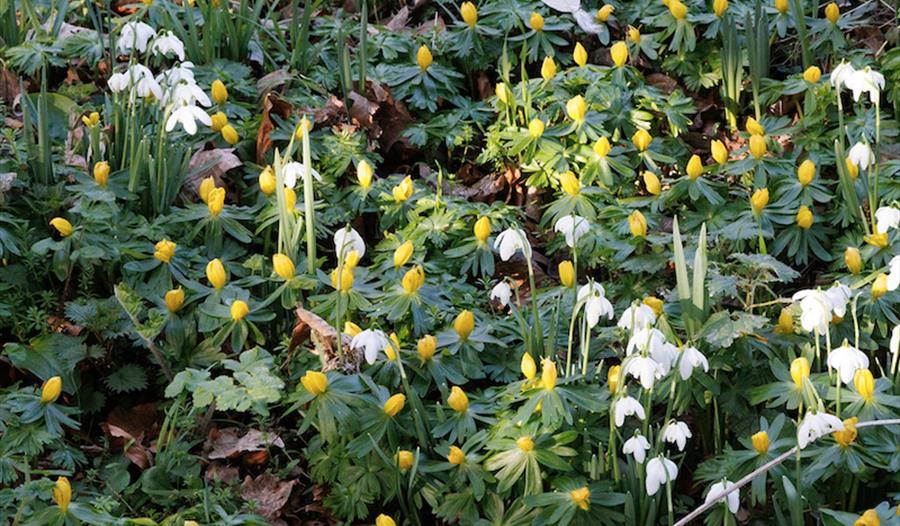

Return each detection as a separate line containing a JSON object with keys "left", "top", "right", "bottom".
{"left": 553, "top": 215, "right": 590, "bottom": 248}
{"left": 829, "top": 61, "right": 856, "bottom": 90}
{"left": 625, "top": 327, "right": 666, "bottom": 356}
{"left": 875, "top": 206, "right": 900, "bottom": 235}
{"left": 118, "top": 21, "right": 157, "bottom": 54}
{"left": 577, "top": 282, "right": 614, "bottom": 327}
{"left": 164, "top": 81, "right": 211, "bottom": 108}
{"left": 542, "top": 0, "right": 580, "bottom": 13}
{"left": 791, "top": 289, "right": 832, "bottom": 333}
{"left": 827, "top": 343, "right": 869, "bottom": 384}
{"left": 652, "top": 341, "right": 679, "bottom": 374}
{"left": 490, "top": 282, "right": 512, "bottom": 307}
{"left": 888, "top": 256, "right": 900, "bottom": 292}
{"left": 617, "top": 304, "right": 657, "bottom": 333}
{"left": 151, "top": 31, "right": 185, "bottom": 60}
{"left": 351, "top": 329, "right": 390, "bottom": 364}
{"left": 704, "top": 480, "right": 739, "bottom": 514}
{"left": 797, "top": 411, "right": 844, "bottom": 449}
{"left": 662, "top": 420, "right": 692, "bottom": 451}
{"left": 613, "top": 395, "right": 646, "bottom": 427}
{"left": 847, "top": 142, "right": 875, "bottom": 171}
{"left": 108, "top": 64, "right": 162, "bottom": 100}
{"left": 574, "top": 8, "right": 603, "bottom": 34}
{"left": 843, "top": 67, "right": 885, "bottom": 104}
{"left": 891, "top": 325, "right": 900, "bottom": 371}
{"left": 282, "top": 162, "right": 322, "bottom": 188}
{"left": 333, "top": 227, "right": 366, "bottom": 260}
{"left": 622, "top": 354, "right": 664, "bottom": 390}
{"left": 164, "top": 104, "right": 211, "bottom": 135}
{"left": 645, "top": 456, "right": 678, "bottom": 496}
{"left": 494, "top": 228, "right": 532, "bottom": 261}
{"left": 678, "top": 346, "right": 709, "bottom": 380}
{"left": 622, "top": 434, "right": 651, "bottom": 463}
{"left": 157, "top": 62, "right": 196, "bottom": 85}
{"left": 824, "top": 283, "right": 852, "bottom": 318}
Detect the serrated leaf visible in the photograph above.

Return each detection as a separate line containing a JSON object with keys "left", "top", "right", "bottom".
{"left": 104, "top": 364, "right": 148, "bottom": 393}
{"left": 699, "top": 311, "right": 768, "bottom": 348}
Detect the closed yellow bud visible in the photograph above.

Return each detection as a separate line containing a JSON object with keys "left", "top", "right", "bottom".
{"left": 154, "top": 239, "right": 177, "bottom": 263}
{"left": 824, "top": 2, "right": 839, "bottom": 24}
{"left": 541, "top": 359, "right": 557, "bottom": 390}
{"left": 383, "top": 393, "right": 406, "bottom": 416}
{"left": 713, "top": 0, "right": 728, "bottom": 17}
{"left": 627, "top": 26, "right": 641, "bottom": 43}
{"left": 775, "top": 0, "right": 788, "bottom": 13}
{"left": 751, "top": 430, "right": 770, "bottom": 454}
{"left": 796, "top": 206, "right": 814, "bottom": 229}
{"left": 872, "top": 273, "right": 888, "bottom": 299}
{"left": 221, "top": 124, "right": 239, "bottom": 145}
{"left": 259, "top": 166, "right": 276, "bottom": 195}
{"left": 401, "top": 265, "right": 424, "bottom": 294}
{"left": 669, "top": 0, "right": 687, "bottom": 19}
{"left": 448, "top": 385, "right": 469, "bottom": 412}
{"left": 93, "top": 161, "right": 110, "bottom": 186}
{"left": 330, "top": 266, "right": 354, "bottom": 291}
{"left": 357, "top": 160, "right": 373, "bottom": 189}
{"left": 211, "top": 79, "right": 228, "bottom": 105}
{"left": 53, "top": 476, "right": 71, "bottom": 513}
{"left": 746, "top": 116, "right": 765, "bottom": 136}
{"left": 417, "top": 335, "right": 437, "bottom": 361}
{"left": 517, "top": 436, "right": 535, "bottom": 452}
{"left": 833, "top": 417, "right": 858, "bottom": 447}
{"left": 416, "top": 45, "right": 433, "bottom": 70}
{"left": 41, "top": 376, "right": 62, "bottom": 403}
{"left": 854, "top": 509, "right": 881, "bottom": 526}
{"left": 198, "top": 176, "right": 216, "bottom": 203}
{"left": 775, "top": 308, "right": 794, "bottom": 334}
{"left": 393, "top": 241, "right": 414, "bottom": 268}
{"left": 460, "top": 1, "right": 477, "bottom": 27}
{"left": 530, "top": 11, "right": 544, "bottom": 31}
{"left": 803, "top": 66, "right": 821, "bottom": 83}
{"left": 454, "top": 310, "right": 475, "bottom": 341}
{"left": 607, "top": 365, "right": 621, "bottom": 393}
{"left": 573, "top": 42, "right": 588, "bottom": 67}
{"left": 844, "top": 247, "right": 862, "bottom": 274}
{"left": 529, "top": 118, "right": 545, "bottom": 138}
{"left": 628, "top": 210, "right": 647, "bottom": 237}
{"left": 749, "top": 134, "right": 767, "bottom": 159}
{"left": 610, "top": 41, "right": 628, "bottom": 67}
{"left": 596, "top": 4, "right": 614, "bottom": 21}
{"left": 474, "top": 216, "right": 491, "bottom": 242}
{"left": 207, "top": 187, "right": 226, "bottom": 217}
{"left": 376, "top": 515, "right": 397, "bottom": 526}
{"left": 853, "top": 369, "right": 874, "bottom": 402}
{"left": 790, "top": 357, "right": 810, "bottom": 389}
{"left": 301, "top": 370, "right": 328, "bottom": 395}
{"left": 386, "top": 333, "right": 400, "bottom": 361}
{"left": 395, "top": 450, "right": 414, "bottom": 470}
{"left": 570, "top": 486, "right": 591, "bottom": 511}
{"left": 797, "top": 159, "right": 816, "bottom": 186}
{"left": 686, "top": 154, "right": 703, "bottom": 180}
{"left": 50, "top": 217, "right": 73, "bottom": 237}
{"left": 559, "top": 171, "right": 581, "bottom": 196}
{"left": 751, "top": 188, "right": 769, "bottom": 214}
{"left": 284, "top": 187, "right": 297, "bottom": 211}
{"left": 541, "top": 56, "right": 557, "bottom": 81}
{"left": 81, "top": 111, "right": 100, "bottom": 127}
{"left": 294, "top": 118, "right": 312, "bottom": 139}
{"left": 272, "top": 253, "right": 295, "bottom": 280}
{"left": 210, "top": 111, "right": 227, "bottom": 132}
{"left": 393, "top": 176, "right": 414, "bottom": 202}
{"left": 448, "top": 445, "right": 466, "bottom": 465}
{"left": 643, "top": 296, "right": 664, "bottom": 315}
{"left": 845, "top": 158, "right": 859, "bottom": 180}
{"left": 558, "top": 260, "right": 575, "bottom": 288}
{"left": 865, "top": 232, "right": 889, "bottom": 249}
{"left": 642, "top": 171, "right": 661, "bottom": 196}
{"left": 632, "top": 129, "right": 652, "bottom": 151}
{"left": 230, "top": 300, "right": 249, "bottom": 321}
{"left": 521, "top": 352, "right": 537, "bottom": 380}
{"left": 343, "top": 321, "right": 362, "bottom": 337}
{"left": 594, "top": 137, "right": 611, "bottom": 158}
{"left": 495, "top": 82, "right": 510, "bottom": 104}
{"left": 206, "top": 258, "right": 227, "bottom": 290}
{"left": 566, "top": 95, "right": 587, "bottom": 123}
{"left": 165, "top": 288, "right": 185, "bottom": 313}
{"left": 711, "top": 139, "right": 728, "bottom": 165}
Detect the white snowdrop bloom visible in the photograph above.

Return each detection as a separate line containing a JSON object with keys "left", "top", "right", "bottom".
{"left": 824, "top": 283, "right": 851, "bottom": 318}
{"left": 797, "top": 411, "right": 844, "bottom": 449}
{"left": 847, "top": 142, "right": 875, "bottom": 171}
{"left": 651, "top": 341, "right": 679, "bottom": 375}
{"left": 843, "top": 67, "right": 885, "bottom": 104}
{"left": 574, "top": 8, "right": 603, "bottom": 34}
{"left": 645, "top": 456, "right": 678, "bottom": 496}
{"left": 617, "top": 304, "right": 657, "bottom": 333}
{"left": 827, "top": 343, "right": 869, "bottom": 384}
{"left": 107, "top": 71, "right": 130, "bottom": 93}
{"left": 164, "top": 104, "right": 211, "bottom": 135}
{"left": 351, "top": 329, "right": 390, "bottom": 364}
{"left": 494, "top": 228, "right": 532, "bottom": 261}
{"left": 282, "top": 162, "right": 322, "bottom": 188}
{"left": 678, "top": 346, "right": 709, "bottom": 380}
{"left": 108, "top": 64, "right": 161, "bottom": 100}
{"left": 622, "top": 354, "right": 664, "bottom": 390}
{"left": 157, "top": 62, "right": 196, "bottom": 85}
{"left": 553, "top": 215, "right": 590, "bottom": 248}
{"left": 490, "top": 282, "right": 512, "bottom": 307}
{"left": 613, "top": 395, "right": 646, "bottom": 427}
{"left": 164, "top": 81, "right": 211, "bottom": 108}
{"left": 576, "top": 282, "right": 614, "bottom": 328}
{"left": 662, "top": 420, "right": 692, "bottom": 451}
{"left": 875, "top": 206, "right": 900, "bottom": 235}
{"left": 791, "top": 289, "right": 832, "bottom": 333}
{"left": 891, "top": 325, "right": 900, "bottom": 366}
{"left": 829, "top": 61, "right": 856, "bottom": 90}
{"left": 333, "top": 227, "right": 366, "bottom": 260}
{"left": 625, "top": 327, "right": 667, "bottom": 356}
{"left": 622, "top": 434, "right": 651, "bottom": 463}
{"left": 704, "top": 480, "right": 739, "bottom": 514}
{"left": 542, "top": 0, "right": 580, "bottom": 13}
{"left": 888, "top": 256, "right": 900, "bottom": 292}
{"left": 151, "top": 31, "right": 185, "bottom": 60}
{"left": 118, "top": 21, "right": 156, "bottom": 54}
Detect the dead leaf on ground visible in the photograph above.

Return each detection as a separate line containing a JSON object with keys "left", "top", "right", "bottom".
{"left": 100, "top": 403, "right": 158, "bottom": 469}
{"left": 0, "top": 68, "right": 20, "bottom": 106}
{"left": 257, "top": 93, "right": 293, "bottom": 165}
{"left": 183, "top": 148, "right": 242, "bottom": 201}
{"left": 290, "top": 307, "right": 360, "bottom": 372}
{"left": 257, "top": 68, "right": 293, "bottom": 101}
{"left": 240, "top": 473, "right": 297, "bottom": 520}
{"left": 313, "top": 96, "right": 345, "bottom": 125}
{"left": 206, "top": 427, "right": 285, "bottom": 460}
{"left": 386, "top": 6, "right": 409, "bottom": 30}
{"left": 348, "top": 91, "right": 379, "bottom": 131}
{"left": 205, "top": 461, "right": 241, "bottom": 484}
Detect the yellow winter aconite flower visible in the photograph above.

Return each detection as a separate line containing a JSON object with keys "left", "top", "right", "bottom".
{"left": 854, "top": 369, "right": 874, "bottom": 402}
{"left": 154, "top": 239, "right": 176, "bottom": 263}
{"left": 417, "top": 335, "right": 436, "bottom": 361}
{"left": 395, "top": 450, "right": 414, "bottom": 470}
{"left": 294, "top": 118, "right": 312, "bottom": 139}
{"left": 357, "top": 160, "right": 373, "bottom": 189}
{"left": 796, "top": 206, "right": 814, "bottom": 229}
{"left": 454, "top": 310, "right": 475, "bottom": 340}
{"left": 775, "top": 308, "right": 793, "bottom": 334}
{"left": 284, "top": 187, "right": 297, "bottom": 210}
{"left": 558, "top": 260, "right": 575, "bottom": 288}
{"left": 790, "top": 357, "right": 810, "bottom": 389}
{"left": 751, "top": 430, "right": 770, "bottom": 454}
{"left": 541, "top": 359, "right": 557, "bottom": 390}
{"left": 343, "top": 249, "right": 360, "bottom": 269}
{"left": 393, "top": 241, "right": 414, "bottom": 267}
{"left": 211, "top": 79, "right": 228, "bottom": 104}
{"left": 824, "top": 2, "right": 839, "bottom": 24}
{"left": 474, "top": 216, "right": 491, "bottom": 242}
{"left": 775, "top": 0, "right": 788, "bottom": 13}
{"left": 686, "top": 154, "right": 703, "bottom": 180}
{"left": 460, "top": 1, "right": 477, "bottom": 27}
{"left": 643, "top": 296, "right": 664, "bottom": 315}
{"left": 803, "top": 66, "right": 822, "bottom": 83}
{"left": 844, "top": 247, "right": 862, "bottom": 274}
{"left": 50, "top": 217, "right": 73, "bottom": 237}
{"left": 628, "top": 210, "right": 647, "bottom": 238}
{"left": 272, "top": 253, "right": 295, "bottom": 280}
{"left": 198, "top": 176, "right": 215, "bottom": 203}
{"left": 82, "top": 111, "right": 100, "bottom": 127}
{"left": 566, "top": 95, "right": 587, "bottom": 123}
{"left": 749, "top": 134, "right": 767, "bottom": 159}
{"left": 517, "top": 436, "right": 535, "bottom": 452}
{"left": 610, "top": 41, "right": 628, "bottom": 67}
{"left": 383, "top": 393, "right": 406, "bottom": 416}
{"left": 632, "top": 129, "right": 652, "bottom": 151}
{"left": 627, "top": 26, "right": 641, "bottom": 43}
{"left": 594, "top": 137, "right": 611, "bottom": 158}
{"left": 854, "top": 509, "right": 880, "bottom": 526}
{"left": 844, "top": 158, "right": 859, "bottom": 180}
{"left": 495, "top": 83, "right": 510, "bottom": 104}
{"left": 864, "top": 232, "right": 888, "bottom": 249}
{"left": 833, "top": 417, "right": 858, "bottom": 447}
{"left": 713, "top": 0, "right": 728, "bottom": 17}
{"left": 210, "top": 111, "right": 227, "bottom": 132}
{"left": 750, "top": 189, "right": 768, "bottom": 214}
{"left": 259, "top": 166, "right": 276, "bottom": 195}
{"left": 711, "top": 139, "right": 728, "bottom": 165}
{"left": 165, "top": 288, "right": 185, "bottom": 313}
{"left": 331, "top": 266, "right": 354, "bottom": 291}
{"left": 529, "top": 118, "right": 545, "bottom": 138}
{"left": 416, "top": 45, "right": 433, "bottom": 70}
{"left": 53, "top": 476, "right": 71, "bottom": 513}
{"left": 375, "top": 515, "right": 397, "bottom": 526}
{"left": 221, "top": 124, "right": 239, "bottom": 145}
{"left": 573, "top": 42, "right": 587, "bottom": 67}
{"left": 230, "top": 300, "right": 249, "bottom": 321}
{"left": 668, "top": 0, "right": 687, "bottom": 19}
{"left": 447, "top": 445, "right": 466, "bottom": 465}
{"left": 745, "top": 116, "right": 765, "bottom": 136}
{"left": 207, "top": 187, "right": 226, "bottom": 217}
{"left": 206, "top": 258, "right": 227, "bottom": 289}
{"left": 559, "top": 171, "right": 581, "bottom": 196}
{"left": 448, "top": 386, "right": 469, "bottom": 412}
{"left": 401, "top": 265, "right": 424, "bottom": 294}
{"left": 872, "top": 273, "right": 888, "bottom": 299}
{"left": 393, "top": 176, "right": 414, "bottom": 202}
{"left": 343, "top": 320, "right": 362, "bottom": 337}
{"left": 607, "top": 365, "right": 621, "bottom": 393}
{"left": 530, "top": 11, "right": 544, "bottom": 31}
{"left": 41, "top": 376, "right": 62, "bottom": 403}
{"left": 596, "top": 4, "right": 614, "bottom": 21}
{"left": 386, "top": 333, "right": 400, "bottom": 361}
{"left": 641, "top": 171, "right": 661, "bottom": 196}
{"left": 521, "top": 352, "right": 537, "bottom": 380}
{"left": 570, "top": 486, "right": 591, "bottom": 511}
{"left": 541, "top": 56, "right": 557, "bottom": 81}
{"left": 93, "top": 161, "right": 110, "bottom": 186}
{"left": 301, "top": 370, "right": 327, "bottom": 395}
{"left": 797, "top": 159, "right": 816, "bottom": 186}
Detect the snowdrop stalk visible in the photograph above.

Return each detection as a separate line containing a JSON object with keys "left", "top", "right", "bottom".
{"left": 300, "top": 120, "right": 317, "bottom": 273}
{"left": 869, "top": 96, "right": 881, "bottom": 227}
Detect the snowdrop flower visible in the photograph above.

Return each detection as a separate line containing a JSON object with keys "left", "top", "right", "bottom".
{"left": 490, "top": 282, "right": 512, "bottom": 307}
{"left": 824, "top": 283, "right": 851, "bottom": 318}
{"left": 662, "top": 420, "right": 692, "bottom": 451}
{"left": 118, "top": 21, "right": 156, "bottom": 54}
{"left": 577, "top": 282, "right": 614, "bottom": 327}
{"left": 157, "top": 62, "right": 196, "bottom": 85}
{"left": 645, "top": 456, "right": 678, "bottom": 496}
{"left": 333, "top": 227, "right": 366, "bottom": 260}
{"left": 613, "top": 395, "right": 646, "bottom": 427}
{"left": 282, "top": 162, "right": 322, "bottom": 188}
{"left": 574, "top": 8, "right": 603, "bottom": 34}
{"left": 542, "top": 0, "right": 580, "bottom": 13}
{"left": 791, "top": 289, "right": 832, "bottom": 333}
{"left": 108, "top": 64, "right": 162, "bottom": 100}
{"left": 622, "top": 354, "right": 664, "bottom": 390}
{"left": 678, "top": 346, "right": 709, "bottom": 380}
{"left": 164, "top": 104, "right": 211, "bottom": 135}
{"left": 151, "top": 31, "right": 185, "bottom": 61}
{"left": 622, "top": 434, "right": 651, "bottom": 463}
{"left": 652, "top": 341, "right": 679, "bottom": 374}
{"left": 704, "top": 480, "right": 739, "bottom": 514}
{"left": 625, "top": 326, "right": 666, "bottom": 355}
{"left": 164, "top": 81, "right": 211, "bottom": 107}
{"left": 875, "top": 206, "right": 900, "bottom": 235}
{"left": 617, "top": 304, "right": 657, "bottom": 333}
{"left": 829, "top": 61, "right": 855, "bottom": 90}
{"left": 847, "top": 142, "right": 875, "bottom": 171}
{"left": 352, "top": 329, "right": 390, "bottom": 364}
{"left": 886, "top": 256, "right": 900, "bottom": 293}
{"left": 494, "top": 228, "right": 532, "bottom": 261}
{"left": 843, "top": 67, "right": 885, "bottom": 104}
{"left": 891, "top": 325, "right": 899, "bottom": 372}
{"left": 827, "top": 343, "right": 869, "bottom": 384}
{"left": 553, "top": 215, "right": 590, "bottom": 248}
{"left": 797, "top": 411, "right": 844, "bottom": 449}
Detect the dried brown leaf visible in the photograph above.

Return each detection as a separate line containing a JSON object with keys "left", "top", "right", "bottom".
{"left": 206, "top": 427, "right": 285, "bottom": 460}
{"left": 257, "top": 93, "right": 293, "bottom": 165}
{"left": 240, "top": 474, "right": 297, "bottom": 520}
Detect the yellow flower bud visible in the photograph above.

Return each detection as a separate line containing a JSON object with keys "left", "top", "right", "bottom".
{"left": 198, "top": 176, "right": 216, "bottom": 203}
{"left": 558, "top": 260, "right": 575, "bottom": 288}
{"left": 596, "top": 4, "right": 614, "bottom": 21}
{"left": 824, "top": 2, "right": 839, "bottom": 24}
{"left": 393, "top": 176, "right": 414, "bottom": 202}
{"left": 803, "top": 66, "right": 821, "bottom": 83}
{"left": 845, "top": 158, "right": 859, "bottom": 180}
{"left": 628, "top": 210, "right": 647, "bottom": 238}
{"left": 632, "top": 129, "right": 652, "bottom": 151}
{"left": 607, "top": 365, "right": 621, "bottom": 393}
{"left": 474, "top": 216, "right": 491, "bottom": 242}
{"left": 294, "top": 118, "right": 312, "bottom": 139}
{"left": 330, "top": 266, "right": 354, "bottom": 291}
{"left": 41, "top": 376, "right": 62, "bottom": 403}
{"left": 301, "top": 370, "right": 328, "bottom": 395}
{"left": 872, "top": 273, "right": 888, "bottom": 299}
{"left": 447, "top": 445, "right": 466, "bottom": 465}
{"left": 207, "top": 187, "right": 226, "bottom": 217}
{"left": 566, "top": 95, "right": 587, "bottom": 123}
{"left": 746, "top": 116, "right": 765, "bottom": 136}
{"left": 642, "top": 171, "right": 661, "bottom": 196}
{"left": 357, "top": 160, "right": 374, "bottom": 189}
{"left": 454, "top": 310, "right": 475, "bottom": 341}
{"left": 833, "top": 417, "right": 858, "bottom": 447}
{"left": 517, "top": 436, "right": 535, "bottom": 452}
{"left": 529, "top": 118, "right": 545, "bottom": 138}
{"left": 221, "top": 124, "right": 239, "bottom": 145}
{"left": 416, "top": 45, "right": 433, "bottom": 70}
{"left": 643, "top": 296, "right": 664, "bottom": 315}
{"left": 713, "top": 0, "right": 728, "bottom": 17}
{"left": 272, "top": 253, "right": 295, "bottom": 280}
{"left": 165, "top": 288, "right": 185, "bottom": 313}
{"left": 50, "top": 217, "right": 73, "bottom": 237}
{"left": 573, "top": 42, "right": 588, "bottom": 67}
{"left": 796, "top": 206, "right": 814, "bottom": 229}
{"left": 854, "top": 369, "right": 874, "bottom": 402}
{"left": 844, "top": 247, "right": 862, "bottom": 274}
{"left": 686, "top": 154, "right": 703, "bottom": 180}
{"left": 386, "top": 332, "right": 400, "bottom": 361}
{"left": 401, "top": 265, "right": 424, "bottom": 294}
{"left": 669, "top": 0, "right": 687, "bottom": 19}
{"left": 154, "top": 239, "right": 176, "bottom": 263}
{"left": 259, "top": 166, "right": 276, "bottom": 195}
{"left": 93, "top": 161, "right": 110, "bottom": 186}
{"left": 284, "top": 187, "right": 297, "bottom": 211}
{"left": 210, "top": 111, "right": 228, "bottom": 132}
{"left": 775, "top": 308, "right": 794, "bottom": 334}
{"left": 797, "top": 159, "right": 815, "bottom": 186}
{"left": 376, "top": 514, "right": 397, "bottom": 526}
{"left": 749, "top": 134, "right": 767, "bottom": 159}
{"left": 206, "top": 258, "right": 227, "bottom": 290}
{"left": 751, "top": 188, "right": 769, "bottom": 214}
{"left": 854, "top": 509, "right": 881, "bottom": 526}
{"left": 383, "top": 393, "right": 406, "bottom": 416}
{"left": 530, "top": 11, "right": 544, "bottom": 31}
{"left": 541, "top": 359, "right": 557, "bottom": 390}
{"left": 711, "top": 139, "right": 728, "bottom": 165}
{"left": 460, "top": 1, "right": 477, "bottom": 27}
{"left": 521, "top": 352, "right": 537, "bottom": 380}
{"left": 81, "top": 111, "right": 100, "bottom": 127}
{"left": 447, "top": 385, "right": 469, "bottom": 412}
{"left": 627, "top": 26, "right": 641, "bottom": 43}
{"left": 541, "top": 56, "right": 557, "bottom": 81}
{"left": 559, "top": 171, "right": 581, "bottom": 196}
{"left": 495, "top": 82, "right": 510, "bottom": 104}
{"left": 395, "top": 450, "right": 414, "bottom": 470}
{"left": 211, "top": 79, "right": 228, "bottom": 105}
{"left": 393, "top": 241, "right": 414, "bottom": 267}
{"left": 751, "top": 430, "right": 770, "bottom": 454}
{"left": 865, "top": 232, "right": 888, "bottom": 249}
{"left": 53, "top": 476, "right": 71, "bottom": 513}
{"left": 570, "top": 486, "right": 591, "bottom": 511}
{"left": 790, "top": 357, "right": 809, "bottom": 389}
{"left": 775, "top": 0, "right": 788, "bottom": 13}
{"left": 230, "top": 300, "right": 249, "bottom": 321}
{"left": 610, "top": 41, "right": 628, "bottom": 67}
{"left": 594, "top": 137, "right": 611, "bottom": 158}
{"left": 343, "top": 320, "right": 362, "bottom": 337}
{"left": 417, "top": 335, "right": 437, "bottom": 361}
